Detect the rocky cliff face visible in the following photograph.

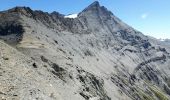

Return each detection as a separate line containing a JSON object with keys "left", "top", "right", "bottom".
{"left": 0, "top": 1, "right": 170, "bottom": 100}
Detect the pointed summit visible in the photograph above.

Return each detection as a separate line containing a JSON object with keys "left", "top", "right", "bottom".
{"left": 78, "top": 1, "right": 114, "bottom": 17}
{"left": 88, "top": 1, "right": 100, "bottom": 8}
{"left": 80, "top": 1, "right": 100, "bottom": 13}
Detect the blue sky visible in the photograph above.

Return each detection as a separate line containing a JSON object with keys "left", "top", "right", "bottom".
{"left": 0, "top": 0, "right": 169, "bottom": 39}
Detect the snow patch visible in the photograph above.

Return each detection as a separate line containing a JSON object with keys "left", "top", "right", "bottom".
{"left": 159, "top": 39, "right": 166, "bottom": 41}
{"left": 64, "top": 14, "right": 78, "bottom": 18}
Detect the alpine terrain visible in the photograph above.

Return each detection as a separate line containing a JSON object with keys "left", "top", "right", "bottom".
{"left": 0, "top": 1, "right": 170, "bottom": 100}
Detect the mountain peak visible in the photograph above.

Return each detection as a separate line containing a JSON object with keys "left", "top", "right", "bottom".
{"left": 7, "top": 6, "right": 33, "bottom": 17}
{"left": 78, "top": 1, "right": 114, "bottom": 18}
{"left": 89, "top": 1, "right": 100, "bottom": 7}
{"left": 8, "top": 6, "right": 32, "bottom": 13}
{"left": 80, "top": 1, "right": 101, "bottom": 14}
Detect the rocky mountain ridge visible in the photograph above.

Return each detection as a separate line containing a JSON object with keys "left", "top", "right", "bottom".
{"left": 0, "top": 1, "right": 170, "bottom": 100}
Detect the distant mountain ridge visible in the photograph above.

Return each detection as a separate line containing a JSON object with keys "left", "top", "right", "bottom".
{"left": 0, "top": 1, "right": 170, "bottom": 100}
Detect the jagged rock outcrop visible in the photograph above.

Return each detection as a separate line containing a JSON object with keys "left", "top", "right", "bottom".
{"left": 0, "top": 1, "right": 170, "bottom": 100}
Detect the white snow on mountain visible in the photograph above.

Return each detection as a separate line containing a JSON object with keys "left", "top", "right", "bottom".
{"left": 64, "top": 14, "right": 78, "bottom": 18}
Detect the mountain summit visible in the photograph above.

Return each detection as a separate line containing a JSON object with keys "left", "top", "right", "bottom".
{"left": 0, "top": 1, "right": 170, "bottom": 100}
{"left": 80, "top": 1, "right": 100, "bottom": 13}
{"left": 78, "top": 1, "right": 113, "bottom": 19}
